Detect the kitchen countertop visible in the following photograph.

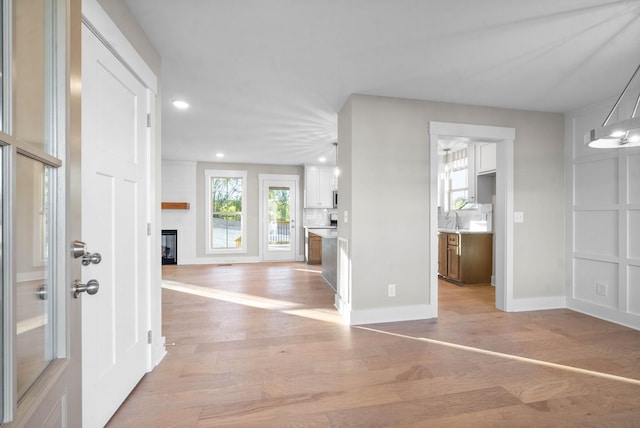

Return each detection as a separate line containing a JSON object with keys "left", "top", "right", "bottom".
{"left": 304, "top": 225, "right": 336, "bottom": 229}
{"left": 438, "top": 228, "right": 492, "bottom": 234}
{"left": 307, "top": 228, "right": 337, "bottom": 239}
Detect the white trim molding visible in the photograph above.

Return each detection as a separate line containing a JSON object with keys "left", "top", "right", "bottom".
{"left": 429, "top": 121, "right": 516, "bottom": 312}
{"left": 82, "top": 0, "right": 157, "bottom": 94}
{"left": 348, "top": 304, "right": 437, "bottom": 326}
{"left": 510, "top": 296, "right": 567, "bottom": 312}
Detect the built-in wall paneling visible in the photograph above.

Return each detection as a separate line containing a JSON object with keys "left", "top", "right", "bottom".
{"left": 567, "top": 97, "right": 640, "bottom": 330}
{"left": 161, "top": 161, "right": 197, "bottom": 264}
{"left": 628, "top": 153, "right": 640, "bottom": 202}
{"left": 629, "top": 266, "right": 640, "bottom": 315}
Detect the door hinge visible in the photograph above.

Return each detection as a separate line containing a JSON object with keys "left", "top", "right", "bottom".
{"left": 146, "top": 113, "right": 151, "bottom": 128}
{"left": 147, "top": 223, "right": 151, "bottom": 236}
{"left": 147, "top": 330, "right": 152, "bottom": 344}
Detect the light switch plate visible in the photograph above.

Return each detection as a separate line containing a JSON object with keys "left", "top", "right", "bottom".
{"left": 343, "top": 210, "right": 349, "bottom": 223}
{"left": 514, "top": 211, "right": 524, "bottom": 223}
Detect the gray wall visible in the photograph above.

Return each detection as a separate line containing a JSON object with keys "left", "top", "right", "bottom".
{"left": 339, "top": 94, "right": 565, "bottom": 317}
{"left": 195, "top": 162, "right": 304, "bottom": 260}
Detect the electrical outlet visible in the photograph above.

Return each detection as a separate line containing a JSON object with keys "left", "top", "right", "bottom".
{"left": 514, "top": 211, "right": 524, "bottom": 223}
{"left": 596, "top": 282, "right": 608, "bottom": 296}
{"left": 388, "top": 284, "right": 396, "bottom": 297}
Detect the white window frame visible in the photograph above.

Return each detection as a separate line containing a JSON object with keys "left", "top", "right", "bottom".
{"left": 204, "top": 169, "right": 247, "bottom": 254}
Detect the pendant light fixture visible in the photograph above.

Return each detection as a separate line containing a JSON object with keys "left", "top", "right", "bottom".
{"left": 585, "top": 63, "right": 640, "bottom": 149}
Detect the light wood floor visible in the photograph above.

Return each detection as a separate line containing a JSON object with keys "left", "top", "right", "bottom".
{"left": 107, "top": 262, "right": 640, "bottom": 427}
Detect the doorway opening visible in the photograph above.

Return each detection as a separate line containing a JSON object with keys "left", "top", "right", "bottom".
{"left": 429, "top": 122, "right": 515, "bottom": 314}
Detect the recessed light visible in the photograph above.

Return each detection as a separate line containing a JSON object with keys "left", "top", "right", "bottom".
{"left": 319, "top": 157, "right": 327, "bottom": 162}
{"left": 215, "top": 153, "right": 224, "bottom": 158}
{"left": 172, "top": 100, "right": 189, "bottom": 109}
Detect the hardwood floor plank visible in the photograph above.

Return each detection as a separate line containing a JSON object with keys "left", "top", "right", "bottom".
{"left": 106, "top": 263, "right": 640, "bottom": 427}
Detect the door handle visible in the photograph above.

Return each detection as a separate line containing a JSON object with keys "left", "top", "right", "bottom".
{"left": 72, "top": 240, "right": 102, "bottom": 266}
{"left": 34, "top": 285, "right": 47, "bottom": 301}
{"left": 73, "top": 279, "right": 100, "bottom": 298}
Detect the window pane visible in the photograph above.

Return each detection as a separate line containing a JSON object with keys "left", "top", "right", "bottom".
{"left": 13, "top": 0, "right": 49, "bottom": 150}
{"left": 451, "top": 190, "right": 468, "bottom": 209}
{"left": 451, "top": 169, "right": 467, "bottom": 190}
{"left": 212, "top": 177, "right": 242, "bottom": 213}
{"left": 212, "top": 214, "right": 242, "bottom": 249}
{"left": 268, "top": 187, "right": 291, "bottom": 250}
{"left": 15, "top": 154, "right": 53, "bottom": 399}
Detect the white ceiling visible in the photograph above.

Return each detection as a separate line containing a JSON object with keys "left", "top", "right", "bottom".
{"left": 122, "top": 0, "right": 640, "bottom": 166}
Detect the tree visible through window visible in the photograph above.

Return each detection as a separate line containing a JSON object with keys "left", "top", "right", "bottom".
{"left": 205, "top": 169, "right": 247, "bottom": 253}
{"left": 211, "top": 177, "right": 243, "bottom": 249}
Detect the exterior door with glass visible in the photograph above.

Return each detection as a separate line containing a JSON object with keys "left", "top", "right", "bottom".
{"left": 1, "top": 0, "right": 83, "bottom": 426}
{"left": 260, "top": 176, "right": 299, "bottom": 262}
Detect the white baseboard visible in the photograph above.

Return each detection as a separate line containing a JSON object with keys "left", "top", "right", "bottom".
{"left": 347, "top": 304, "right": 437, "bottom": 326}
{"left": 509, "top": 295, "right": 566, "bottom": 312}
{"left": 151, "top": 342, "right": 167, "bottom": 369}
{"left": 178, "top": 256, "right": 261, "bottom": 265}
{"left": 567, "top": 298, "right": 640, "bottom": 331}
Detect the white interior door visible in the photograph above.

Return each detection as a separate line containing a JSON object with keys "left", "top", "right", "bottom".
{"left": 81, "top": 24, "right": 150, "bottom": 428}
{"left": 261, "top": 176, "right": 299, "bottom": 261}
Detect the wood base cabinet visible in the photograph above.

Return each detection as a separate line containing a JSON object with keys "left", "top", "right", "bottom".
{"left": 306, "top": 232, "right": 322, "bottom": 264}
{"left": 438, "top": 232, "right": 492, "bottom": 285}
{"left": 437, "top": 233, "right": 447, "bottom": 276}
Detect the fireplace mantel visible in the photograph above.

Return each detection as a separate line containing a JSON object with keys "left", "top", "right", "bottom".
{"left": 161, "top": 202, "right": 190, "bottom": 210}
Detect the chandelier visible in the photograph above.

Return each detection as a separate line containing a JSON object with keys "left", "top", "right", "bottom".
{"left": 585, "top": 63, "right": 640, "bottom": 149}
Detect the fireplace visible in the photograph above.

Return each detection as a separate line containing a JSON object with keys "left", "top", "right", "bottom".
{"left": 161, "top": 229, "right": 177, "bottom": 265}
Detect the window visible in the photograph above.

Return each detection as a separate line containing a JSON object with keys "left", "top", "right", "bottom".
{"left": 205, "top": 170, "right": 247, "bottom": 253}
{"left": 442, "top": 148, "right": 469, "bottom": 211}
{"left": 450, "top": 164, "right": 468, "bottom": 209}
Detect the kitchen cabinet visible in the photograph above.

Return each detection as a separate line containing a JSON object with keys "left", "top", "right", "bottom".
{"left": 437, "top": 233, "right": 447, "bottom": 276}
{"left": 438, "top": 232, "right": 492, "bottom": 285}
{"left": 469, "top": 143, "right": 496, "bottom": 204}
{"left": 306, "top": 231, "right": 322, "bottom": 264}
{"left": 446, "top": 234, "right": 460, "bottom": 280}
{"left": 476, "top": 143, "right": 496, "bottom": 175}
{"left": 305, "top": 165, "right": 335, "bottom": 208}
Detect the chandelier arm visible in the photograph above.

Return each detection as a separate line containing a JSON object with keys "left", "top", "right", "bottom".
{"left": 602, "top": 62, "right": 640, "bottom": 126}
{"left": 632, "top": 89, "right": 640, "bottom": 118}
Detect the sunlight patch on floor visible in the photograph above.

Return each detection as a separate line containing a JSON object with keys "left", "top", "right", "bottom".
{"left": 294, "top": 268, "right": 322, "bottom": 274}
{"left": 162, "top": 279, "right": 345, "bottom": 325}
{"left": 357, "top": 326, "right": 640, "bottom": 386}
{"left": 282, "top": 308, "right": 344, "bottom": 324}
{"left": 162, "top": 280, "right": 300, "bottom": 310}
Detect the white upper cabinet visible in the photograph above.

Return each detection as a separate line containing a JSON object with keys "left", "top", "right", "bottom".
{"left": 305, "top": 165, "right": 335, "bottom": 208}
{"left": 476, "top": 143, "right": 497, "bottom": 175}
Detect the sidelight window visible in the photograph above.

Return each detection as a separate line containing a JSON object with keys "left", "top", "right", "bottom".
{"left": 1, "top": 0, "right": 67, "bottom": 422}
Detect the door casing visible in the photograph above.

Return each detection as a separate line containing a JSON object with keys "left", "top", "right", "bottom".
{"left": 429, "top": 121, "right": 515, "bottom": 313}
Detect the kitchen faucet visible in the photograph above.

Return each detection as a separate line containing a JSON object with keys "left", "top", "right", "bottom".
{"left": 447, "top": 210, "right": 461, "bottom": 230}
